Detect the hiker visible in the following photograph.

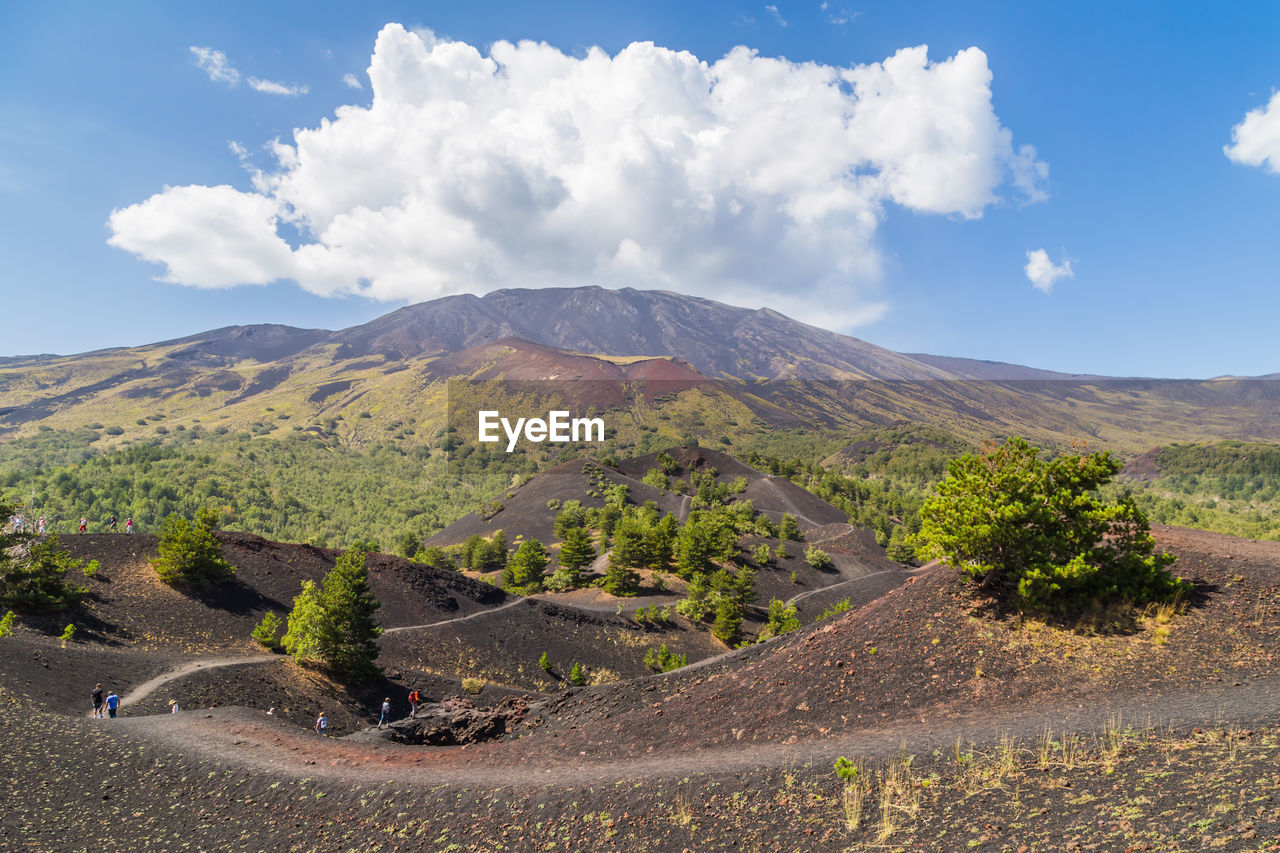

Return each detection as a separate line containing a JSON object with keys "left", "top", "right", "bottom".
{"left": 408, "top": 689, "right": 420, "bottom": 719}
{"left": 37, "top": 516, "right": 46, "bottom": 535}
{"left": 107, "top": 514, "right": 117, "bottom": 533}
{"left": 315, "top": 712, "right": 328, "bottom": 735}
{"left": 378, "top": 697, "right": 391, "bottom": 729}
{"left": 91, "top": 683, "right": 105, "bottom": 719}
{"left": 78, "top": 517, "right": 87, "bottom": 534}
{"left": 124, "top": 517, "right": 133, "bottom": 534}
{"left": 13, "top": 514, "right": 23, "bottom": 533}
{"left": 168, "top": 699, "right": 179, "bottom": 714}
{"left": 105, "top": 690, "right": 120, "bottom": 718}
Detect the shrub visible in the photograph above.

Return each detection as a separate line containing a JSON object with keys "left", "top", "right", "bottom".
{"left": 539, "top": 651, "right": 553, "bottom": 673}
{"left": 642, "top": 468, "right": 671, "bottom": 491}
{"left": 0, "top": 532, "right": 89, "bottom": 613}
{"left": 151, "top": 507, "right": 235, "bottom": 589}
{"left": 918, "top": 436, "right": 1185, "bottom": 612}
{"left": 779, "top": 513, "right": 803, "bottom": 541}
{"left": 252, "top": 611, "right": 285, "bottom": 652}
{"left": 805, "top": 546, "right": 833, "bottom": 570}
{"left": 59, "top": 623, "right": 75, "bottom": 645}
{"left": 816, "top": 598, "right": 852, "bottom": 621}
{"left": 759, "top": 598, "right": 801, "bottom": 640}
{"left": 81, "top": 560, "right": 99, "bottom": 578}
{"left": 104, "top": 426, "right": 124, "bottom": 435}
{"left": 643, "top": 643, "right": 688, "bottom": 672}
{"left": 0, "top": 610, "right": 14, "bottom": 637}
{"left": 568, "top": 662, "right": 588, "bottom": 686}
{"left": 461, "top": 677, "right": 484, "bottom": 694}
{"left": 602, "top": 563, "right": 640, "bottom": 596}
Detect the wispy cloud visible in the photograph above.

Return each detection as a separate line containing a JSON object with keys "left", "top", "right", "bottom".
{"left": 248, "top": 77, "right": 309, "bottom": 97}
{"left": 765, "top": 5, "right": 788, "bottom": 26}
{"left": 189, "top": 46, "right": 240, "bottom": 85}
{"left": 1024, "top": 249, "right": 1073, "bottom": 293}
{"left": 820, "top": 2, "right": 861, "bottom": 26}
{"left": 190, "top": 45, "right": 307, "bottom": 96}
{"left": 342, "top": 72, "right": 363, "bottom": 90}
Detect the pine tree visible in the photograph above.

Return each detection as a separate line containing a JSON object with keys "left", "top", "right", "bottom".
{"left": 316, "top": 548, "right": 383, "bottom": 682}
{"left": 558, "top": 526, "right": 596, "bottom": 573}
{"left": 282, "top": 549, "right": 383, "bottom": 683}
{"left": 151, "top": 507, "right": 234, "bottom": 588}
{"left": 0, "top": 531, "right": 87, "bottom": 613}
{"left": 502, "top": 540, "right": 548, "bottom": 594}
{"left": 281, "top": 580, "right": 324, "bottom": 662}
{"left": 779, "top": 513, "right": 803, "bottom": 542}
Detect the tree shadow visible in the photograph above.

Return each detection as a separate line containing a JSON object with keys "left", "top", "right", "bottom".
{"left": 187, "top": 577, "right": 287, "bottom": 616}
{"left": 967, "top": 578, "right": 1217, "bottom": 638}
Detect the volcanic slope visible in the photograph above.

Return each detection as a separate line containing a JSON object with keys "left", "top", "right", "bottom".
{"left": 5, "top": 526, "right": 1280, "bottom": 851}
{"left": 429, "top": 445, "right": 907, "bottom": 616}
{"left": 499, "top": 524, "right": 1280, "bottom": 764}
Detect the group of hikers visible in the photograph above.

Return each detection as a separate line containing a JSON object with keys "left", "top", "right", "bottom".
{"left": 6, "top": 512, "right": 133, "bottom": 534}
{"left": 315, "top": 691, "right": 423, "bottom": 735}
{"left": 90, "top": 684, "right": 122, "bottom": 719}
{"left": 91, "top": 684, "right": 180, "bottom": 718}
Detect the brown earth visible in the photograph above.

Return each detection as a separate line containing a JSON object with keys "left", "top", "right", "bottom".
{"left": 3, "top": 524, "right": 1280, "bottom": 851}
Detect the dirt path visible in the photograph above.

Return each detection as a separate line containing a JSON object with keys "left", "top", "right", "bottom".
{"left": 108, "top": 655, "right": 279, "bottom": 714}
{"left": 784, "top": 568, "right": 904, "bottom": 606}
{"left": 102, "top": 599, "right": 535, "bottom": 715}
{"left": 804, "top": 522, "right": 854, "bottom": 545}
{"left": 118, "top": 672, "right": 1280, "bottom": 791}
{"left": 381, "top": 596, "right": 529, "bottom": 634}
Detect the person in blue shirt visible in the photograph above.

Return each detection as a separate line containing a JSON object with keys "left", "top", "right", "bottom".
{"left": 105, "top": 690, "right": 120, "bottom": 718}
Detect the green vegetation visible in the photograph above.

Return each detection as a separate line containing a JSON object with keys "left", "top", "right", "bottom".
{"left": 59, "top": 623, "right": 75, "bottom": 645}
{"left": 918, "top": 437, "right": 1186, "bottom": 612}
{"left": 538, "top": 651, "right": 552, "bottom": 673}
{"left": 642, "top": 643, "right": 687, "bottom": 672}
{"left": 281, "top": 548, "right": 383, "bottom": 682}
{"left": 1120, "top": 441, "right": 1280, "bottom": 540}
{"left": 0, "top": 508, "right": 88, "bottom": 613}
{"left": 0, "top": 428, "right": 532, "bottom": 550}
{"left": 804, "top": 545, "right": 833, "bottom": 570}
{"left": 0, "top": 610, "right": 14, "bottom": 637}
{"left": 502, "top": 540, "right": 548, "bottom": 595}
{"left": 759, "top": 598, "right": 801, "bottom": 640}
{"left": 557, "top": 526, "right": 596, "bottom": 574}
{"left": 815, "top": 597, "right": 852, "bottom": 621}
{"left": 252, "top": 611, "right": 285, "bottom": 652}
{"left": 151, "top": 507, "right": 235, "bottom": 588}
{"left": 568, "top": 662, "right": 587, "bottom": 686}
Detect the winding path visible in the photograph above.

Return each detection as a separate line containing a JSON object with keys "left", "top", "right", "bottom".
{"left": 106, "top": 655, "right": 279, "bottom": 715}
{"left": 104, "top": 598, "right": 535, "bottom": 715}
{"left": 381, "top": 597, "right": 529, "bottom": 634}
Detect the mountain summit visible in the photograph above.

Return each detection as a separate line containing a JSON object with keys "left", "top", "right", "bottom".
{"left": 331, "top": 286, "right": 952, "bottom": 380}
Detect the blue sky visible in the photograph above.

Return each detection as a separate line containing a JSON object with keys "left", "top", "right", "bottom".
{"left": 2, "top": 1, "right": 1278, "bottom": 378}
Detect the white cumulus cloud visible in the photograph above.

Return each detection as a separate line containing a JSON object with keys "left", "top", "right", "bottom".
{"left": 248, "top": 77, "right": 309, "bottom": 97}
{"left": 114, "top": 24, "right": 1048, "bottom": 328}
{"left": 1024, "top": 248, "right": 1072, "bottom": 293}
{"left": 1225, "top": 91, "right": 1280, "bottom": 174}
{"left": 190, "top": 46, "right": 239, "bottom": 85}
